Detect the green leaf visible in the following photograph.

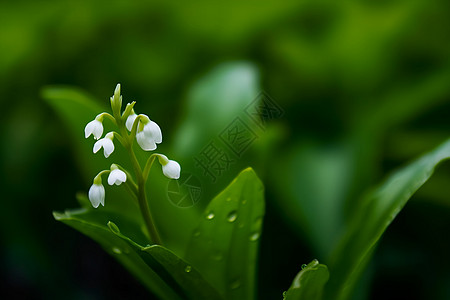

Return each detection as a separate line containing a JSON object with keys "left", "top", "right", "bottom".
{"left": 284, "top": 259, "right": 329, "bottom": 300}
{"left": 326, "top": 138, "right": 450, "bottom": 300}
{"left": 107, "top": 221, "right": 224, "bottom": 300}
{"left": 42, "top": 86, "right": 109, "bottom": 179}
{"left": 53, "top": 209, "right": 177, "bottom": 299}
{"left": 171, "top": 62, "right": 262, "bottom": 204}
{"left": 272, "top": 143, "right": 352, "bottom": 256}
{"left": 54, "top": 209, "right": 223, "bottom": 300}
{"left": 173, "top": 62, "right": 259, "bottom": 159}
{"left": 185, "top": 168, "right": 265, "bottom": 300}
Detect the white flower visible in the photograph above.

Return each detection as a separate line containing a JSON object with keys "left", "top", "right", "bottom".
{"left": 93, "top": 132, "right": 115, "bottom": 158}
{"left": 108, "top": 169, "right": 127, "bottom": 185}
{"left": 85, "top": 116, "right": 104, "bottom": 140}
{"left": 125, "top": 111, "right": 138, "bottom": 131}
{"left": 157, "top": 154, "right": 181, "bottom": 179}
{"left": 88, "top": 183, "right": 105, "bottom": 208}
{"left": 163, "top": 160, "right": 181, "bottom": 179}
{"left": 136, "top": 117, "right": 162, "bottom": 151}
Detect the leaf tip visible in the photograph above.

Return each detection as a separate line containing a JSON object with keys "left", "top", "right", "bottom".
{"left": 240, "top": 166, "right": 263, "bottom": 182}
{"left": 52, "top": 211, "right": 66, "bottom": 220}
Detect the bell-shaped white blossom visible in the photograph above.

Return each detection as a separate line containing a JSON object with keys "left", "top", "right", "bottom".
{"left": 157, "top": 154, "right": 181, "bottom": 179}
{"left": 125, "top": 111, "right": 138, "bottom": 131}
{"left": 108, "top": 169, "right": 127, "bottom": 186}
{"left": 136, "top": 117, "right": 162, "bottom": 151}
{"left": 93, "top": 132, "right": 115, "bottom": 158}
{"left": 88, "top": 183, "right": 105, "bottom": 208}
{"left": 85, "top": 116, "right": 104, "bottom": 140}
{"left": 143, "top": 120, "right": 162, "bottom": 144}
{"left": 136, "top": 130, "right": 157, "bottom": 151}
{"left": 163, "top": 160, "right": 181, "bottom": 179}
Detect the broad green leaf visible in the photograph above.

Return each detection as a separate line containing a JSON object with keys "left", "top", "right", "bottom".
{"left": 346, "top": 67, "right": 450, "bottom": 213}
{"left": 42, "top": 86, "right": 109, "bottom": 180}
{"left": 108, "top": 221, "right": 224, "bottom": 300}
{"left": 326, "top": 138, "right": 450, "bottom": 300}
{"left": 54, "top": 209, "right": 223, "bottom": 300}
{"left": 272, "top": 143, "right": 352, "bottom": 256}
{"left": 53, "top": 209, "right": 178, "bottom": 300}
{"left": 171, "top": 62, "right": 261, "bottom": 205}
{"left": 284, "top": 259, "right": 329, "bottom": 300}
{"left": 173, "top": 62, "right": 259, "bottom": 159}
{"left": 185, "top": 168, "right": 265, "bottom": 300}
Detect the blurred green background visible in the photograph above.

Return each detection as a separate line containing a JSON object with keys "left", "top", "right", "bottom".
{"left": 2, "top": 0, "right": 450, "bottom": 299}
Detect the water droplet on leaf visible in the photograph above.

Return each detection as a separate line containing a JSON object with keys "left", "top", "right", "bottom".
{"left": 112, "top": 247, "right": 122, "bottom": 254}
{"left": 227, "top": 211, "right": 238, "bottom": 223}
{"left": 185, "top": 265, "right": 192, "bottom": 273}
{"left": 249, "top": 232, "right": 260, "bottom": 241}
{"left": 301, "top": 264, "right": 307, "bottom": 270}
{"left": 193, "top": 230, "right": 201, "bottom": 238}
{"left": 206, "top": 212, "right": 215, "bottom": 220}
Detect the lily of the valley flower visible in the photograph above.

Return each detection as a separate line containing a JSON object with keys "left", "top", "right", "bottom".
{"left": 156, "top": 154, "right": 181, "bottom": 179}
{"left": 88, "top": 177, "right": 105, "bottom": 208}
{"left": 93, "top": 132, "right": 115, "bottom": 158}
{"left": 84, "top": 84, "right": 181, "bottom": 216}
{"left": 85, "top": 114, "right": 104, "bottom": 140}
{"left": 136, "top": 115, "right": 162, "bottom": 151}
{"left": 125, "top": 109, "right": 138, "bottom": 131}
{"left": 108, "top": 166, "right": 127, "bottom": 186}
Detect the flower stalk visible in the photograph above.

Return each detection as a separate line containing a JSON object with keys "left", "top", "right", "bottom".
{"left": 83, "top": 83, "right": 180, "bottom": 245}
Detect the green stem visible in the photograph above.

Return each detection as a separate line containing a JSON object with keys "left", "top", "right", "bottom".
{"left": 137, "top": 175, "right": 161, "bottom": 245}
{"left": 142, "top": 154, "right": 157, "bottom": 181}
{"left": 125, "top": 135, "right": 161, "bottom": 245}
{"left": 98, "top": 112, "right": 117, "bottom": 126}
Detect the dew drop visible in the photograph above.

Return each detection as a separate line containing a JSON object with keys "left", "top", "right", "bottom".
{"left": 112, "top": 247, "right": 122, "bottom": 254}
{"left": 193, "top": 230, "right": 201, "bottom": 238}
{"left": 185, "top": 265, "right": 192, "bottom": 273}
{"left": 206, "top": 212, "right": 215, "bottom": 220}
{"left": 238, "top": 223, "right": 245, "bottom": 228}
{"left": 230, "top": 279, "right": 241, "bottom": 290}
{"left": 242, "top": 199, "right": 247, "bottom": 205}
{"left": 227, "top": 211, "right": 238, "bottom": 223}
{"left": 301, "top": 264, "right": 307, "bottom": 270}
{"left": 226, "top": 197, "right": 232, "bottom": 202}
{"left": 249, "top": 232, "right": 260, "bottom": 241}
